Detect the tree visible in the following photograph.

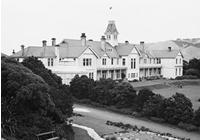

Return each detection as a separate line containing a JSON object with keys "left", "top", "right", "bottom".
{"left": 1, "top": 57, "right": 55, "bottom": 139}
{"left": 110, "top": 82, "right": 137, "bottom": 108}
{"left": 135, "top": 89, "right": 155, "bottom": 112}
{"left": 70, "top": 75, "right": 94, "bottom": 99}
{"left": 193, "top": 107, "right": 200, "bottom": 126}
{"left": 22, "top": 57, "right": 73, "bottom": 117}
{"left": 142, "top": 94, "right": 165, "bottom": 118}
{"left": 163, "top": 93, "right": 194, "bottom": 125}
{"left": 90, "top": 78, "right": 116, "bottom": 105}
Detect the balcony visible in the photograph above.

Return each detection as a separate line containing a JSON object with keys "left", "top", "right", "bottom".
{"left": 139, "top": 63, "right": 162, "bottom": 69}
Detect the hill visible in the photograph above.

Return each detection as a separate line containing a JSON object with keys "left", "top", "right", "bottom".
{"left": 173, "top": 38, "right": 200, "bottom": 61}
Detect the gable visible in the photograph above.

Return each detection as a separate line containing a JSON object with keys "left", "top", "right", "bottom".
{"left": 79, "top": 47, "right": 99, "bottom": 58}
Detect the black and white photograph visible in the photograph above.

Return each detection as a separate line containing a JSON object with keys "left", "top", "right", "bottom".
{"left": 1, "top": 0, "right": 200, "bottom": 139}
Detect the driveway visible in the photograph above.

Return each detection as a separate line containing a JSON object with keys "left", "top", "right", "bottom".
{"left": 72, "top": 104, "right": 200, "bottom": 140}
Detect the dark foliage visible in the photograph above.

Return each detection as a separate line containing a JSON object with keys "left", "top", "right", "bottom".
{"left": 22, "top": 57, "right": 73, "bottom": 117}
{"left": 135, "top": 89, "right": 155, "bottom": 112}
{"left": 183, "top": 58, "right": 200, "bottom": 78}
{"left": 163, "top": 93, "right": 194, "bottom": 125}
{"left": 70, "top": 75, "right": 94, "bottom": 99}
{"left": 109, "top": 82, "right": 137, "bottom": 108}
{"left": 90, "top": 78, "right": 116, "bottom": 105}
{"left": 193, "top": 107, "right": 200, "bottom": 126}
{"left": 1, "top": 57, "right": 55, "bottom": 139}
{"left": 142, "top": 94, "right": 165, "bottom": 118}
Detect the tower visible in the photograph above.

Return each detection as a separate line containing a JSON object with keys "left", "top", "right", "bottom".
{"left": 104, "top": 20, "right": 119, "bottom": 47}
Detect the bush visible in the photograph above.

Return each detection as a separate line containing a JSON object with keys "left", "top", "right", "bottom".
{"left": 163, "top": 93, "right": 194, "bottom": 125}
{"left": 178, "top": 122, "right": 198, "bottom": 132}
{"left": 175, "top": 75, "right": 198, "bottom": 80}
{"left": 135, "top": 89, "right": 155, "bottom": 112}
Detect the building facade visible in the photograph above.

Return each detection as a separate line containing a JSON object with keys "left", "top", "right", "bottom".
{"left": 11, "top": 20, "right": 183, "bottom": 84}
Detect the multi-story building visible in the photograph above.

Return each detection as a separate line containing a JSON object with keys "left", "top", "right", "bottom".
{"left": 11, "top": 20, "right": 183, "bottom": 84}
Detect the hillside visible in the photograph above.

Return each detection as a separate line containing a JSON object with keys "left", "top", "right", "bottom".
{"left": 173, "top": 38, "right": 200, "bottom": 61}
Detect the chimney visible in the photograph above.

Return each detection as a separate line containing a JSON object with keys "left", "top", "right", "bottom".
{"left": 81, "top": 33, "right": 86, "bottom": 46}
{"left": 101, "top": 36, "right": 106, "bottom": 51}
{"left": 42, "top": 40, "right": 47, "bottom": 47}
{"left": 51, "top": 38, "right": 56, "bottom": 46}
{"left": 12, "top": 49, "right": 15, "bottom": 54}
{"left": 140, "top": 41, "right": 145, "bottom": 52}
{"left": 21, "top": 45, "right": 25, "bottom": 56}
{"left": 168, "top": 47, "right": 172, "bottom": 51}
{"left": 125, "top": 40, "right": 129, "bottom": 45}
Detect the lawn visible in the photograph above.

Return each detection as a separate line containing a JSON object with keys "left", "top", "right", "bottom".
{"left": 73, "top": 126, "right": 93, "bottom": 140}
{"left": 130, "top": 79, "right": 200, "bottom": 110}
{"left": 153, "top": 85, "right": 200, "bottom": 110}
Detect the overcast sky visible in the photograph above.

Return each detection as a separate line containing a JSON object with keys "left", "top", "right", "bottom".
{"left": 1, "top": 0, "right": 200, "bottom": 55}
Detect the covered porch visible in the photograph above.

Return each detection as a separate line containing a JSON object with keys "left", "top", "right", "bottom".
{"left": 96, "top": 68, "right": 127, "bottom": 80}
{"left": 139, "top": 67, "right": 162, "bottom": 79}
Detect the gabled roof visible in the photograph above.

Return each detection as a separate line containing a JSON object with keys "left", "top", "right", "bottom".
{"left": 116, "top": 43, "right": 135, "bottom": 56}
{"left": 104, "top": 20, "right": 119, "bottom": 35}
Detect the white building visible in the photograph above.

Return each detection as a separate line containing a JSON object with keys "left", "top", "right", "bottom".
{"left": 11, "top": 20, "right": 183, "bottom": 84}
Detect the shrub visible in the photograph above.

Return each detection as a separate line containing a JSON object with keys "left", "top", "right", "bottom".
{"left": 135, "top": 89, "right": 155, "bottom": 112}
{"left": 163, "top": 93, "right": 194, "bottom": 125}
{"left": 178, "top": 122, "right": 198, "bottom": 132}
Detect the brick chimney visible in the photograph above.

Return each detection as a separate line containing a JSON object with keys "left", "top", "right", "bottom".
{"left": 21, "top": 45, "right": 25, "bottom": 56}
{"left": 101, "top": 36, "right": 106, "bottom": 51}
{"left": 42, "top": 40, "right": 47, "bottom": 47}
{"left": 12, "top": 49, "right": 15, "bottom": 55}
{"left": 168, "top": 47, "right": 172, "bottom": 51}
{"left": 51, "top": 38, "right": 56, "bottom": 46}
{"left": 140, "top": 41, "right": 145, "bottom": 52}
{"left": 81, "top": 33, "right": 86, "bottom": 46}
{"left": 125, "top": 40, "right": 129, "bottom": 45}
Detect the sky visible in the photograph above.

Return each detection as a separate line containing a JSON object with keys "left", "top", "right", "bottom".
{"left": 1, "top": 0, "right": 200, "bottom": 55}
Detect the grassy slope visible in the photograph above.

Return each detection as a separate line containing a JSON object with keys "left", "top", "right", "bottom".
{"left": 73, "top": 126, "right": 93, "bottom": 140}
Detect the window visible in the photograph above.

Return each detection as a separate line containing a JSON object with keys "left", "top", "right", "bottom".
{"left": 117, "top": 58, "right": 119, "bottom": 65}
{"left": 83, "top": 58, "right": 92, "bottom": 66}
{"left": 48, "top": 58, "right": 53, "bottom": 66}
{"left": 176, "top": 58, "right": 178, "bottom": 64}
{"left": 89, "top": 72, "right": 94, "bottom": 79}
{"left": 107, "top": 35, "right": 111, "bottom": 40}
{"left": 111, "top": 58, "right": 114, "bottom": 65}
{"left": 114, "top": 35, "right": 117, "bottom": 39}
{"left": 179, "top": 58, "right": 182, "bottom": 64}
{"left": 102, "top": 58, "right": 106, "bottom": 65}
{"left": 102, "top": 71, "right": 107, "bottom": 79}
{"left": 51, "top": 58, "right": 53, "bottom": 66}
{"left": 134, "top": 58, "right": 136, "bottom": 69}
{"left": 144, "top": 59, "right": 147, "bottom": 64}
{"left": 116, "top": 71, "right": 120, "bottom": 78}
{"left": 157, "top": 58, "right": 161, "bottom": 64}
{"left": 179, "top": 68, "right": 181, "bottom": 75}
{"left": 122, "top": 58, "right": 126, "bottom": 66}
{"left": 131, "top": 73, "right": 135, "bottom": 78}
{"left": 131, "top": 58, "right": 133, "bottom": 69}
{"left": 48, "top": 58, "right": 50, "bottom": 66}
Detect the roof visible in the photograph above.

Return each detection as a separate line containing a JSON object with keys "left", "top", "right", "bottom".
{"left": 1, "top": 53, "right": 8, "bottom": 57}
{"left": 11, "top": 39, "right": 182, "bottom": 59}
{"left": 11, "top": 46, "right": 56, "bottom": 58}
{"left": 136, "top": 41, "right": 182, "bottom": 58}
{"left": 149, "top": 50, "right": 181, "bottom": 58}
{"left": 104, "top": 20, "right": 119, "bottom": 35}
